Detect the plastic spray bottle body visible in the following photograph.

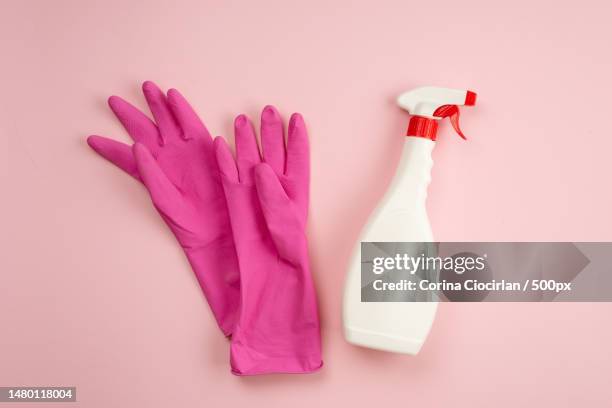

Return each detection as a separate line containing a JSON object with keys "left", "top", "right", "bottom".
{"left": 342, "top": 87, "right": 476, "bottom": 354}
{"left": 343, "top": 136, "right": 436, "bottom": 354}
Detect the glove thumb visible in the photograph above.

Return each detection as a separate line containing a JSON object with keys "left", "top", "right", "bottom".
{"left": 254, "top": 163, "right": 305, "bottom": 263}
{"left": 133, "top": 143, "right": 182, "bottom": 217}
{"left": 87, "top": 135, "right": 140, "bottom": 180}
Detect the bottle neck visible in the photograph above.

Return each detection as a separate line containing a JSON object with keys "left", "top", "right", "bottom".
{"left": 407, "top": 117, "right": 439, "bottom": 141}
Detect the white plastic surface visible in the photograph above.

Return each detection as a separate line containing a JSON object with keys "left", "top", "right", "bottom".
{"left": 342, "top": 137, "right": 438, "bottom": 354}
{"left": 397, "top": 87, "right": 469, "bottom": 118}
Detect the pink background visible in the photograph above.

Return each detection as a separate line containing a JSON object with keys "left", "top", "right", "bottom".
{"left": 1, "top": 0, "right": 611, "bottom": 406}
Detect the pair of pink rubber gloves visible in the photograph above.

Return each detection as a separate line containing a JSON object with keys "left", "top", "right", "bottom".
{"left": 87, "top": 81, "right": 322, "bottom": 375}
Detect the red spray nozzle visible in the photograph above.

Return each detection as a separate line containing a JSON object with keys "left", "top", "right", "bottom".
{"left": 465, "top": 90, "right": 477, "bottom": 106}
{"left": 398, "top": 87, "right": 477, "bottom": 141}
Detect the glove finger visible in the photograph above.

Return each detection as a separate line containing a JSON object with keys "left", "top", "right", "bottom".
{"left": 87, "top": 135, "right": 140, "bottom": 180}
{"left": 234, "top": 114, "right": 261, "bottom": 184}
{"left": 166, "top": 88, "right": 211, "bottom": 141}
{"left": 213, "top": 136, "right": 239, "bottom": 183}
{"left": 286, "top": 113, "right": 309, "bottom": 183}
{"left": 142, "top": 81, "right": 182, "bottom": 144}
{"left": 133, "top": 143, "right": 182, "bottom": 215}
{"left": 108, "top": 95, "right": 160, "bottom": 150}
{"left": 254, "top": 163, "right": 303, "bottom": 262}
{"left": 260, "top": 105, "right": 286, "bottom": 176}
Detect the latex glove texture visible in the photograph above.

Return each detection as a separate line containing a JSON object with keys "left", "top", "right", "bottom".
{"left": 87, "top": 81, "right": 239, "bottom": 336}
{"left": 214, "top": 106, "right": 322, "bottom": 375}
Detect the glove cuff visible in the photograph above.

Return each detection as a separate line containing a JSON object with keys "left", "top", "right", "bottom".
{"left": 184, "top": 246, "right": 240, "bottom": 336}
{"left": 230, "top": 342, "right": 323, "bottom": 376}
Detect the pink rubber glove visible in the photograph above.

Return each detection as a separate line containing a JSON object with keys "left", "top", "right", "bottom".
{"left": 214, "top": 106, "right": 322, "bottom": 375}
{"left": 87, "top": 81, "right": 239, "bottom": 336}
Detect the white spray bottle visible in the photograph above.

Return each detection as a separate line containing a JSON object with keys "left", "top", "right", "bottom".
{"left": 342, "top": 86, "right": 477, "bottom": 354}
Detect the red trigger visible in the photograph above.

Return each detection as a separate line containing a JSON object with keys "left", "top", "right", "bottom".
{"left": 433, "top": 105, "right": 467, "bottom": 140}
